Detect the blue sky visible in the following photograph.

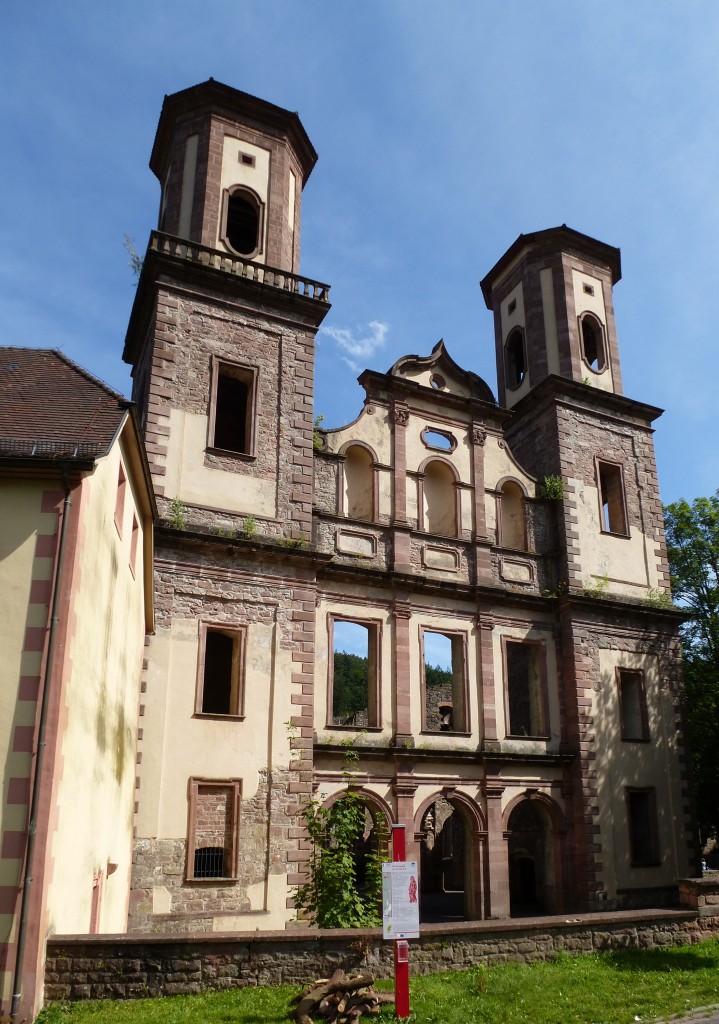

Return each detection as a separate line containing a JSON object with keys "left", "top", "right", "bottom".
{"left": 2, "top": 3, "right": 718, "bottom": 505}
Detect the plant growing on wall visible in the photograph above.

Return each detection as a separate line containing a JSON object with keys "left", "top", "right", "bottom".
{"left": 168, "top": 498, "right": 187, "bottom": 530}
{"left": 540, "top": 474, "right": 564, "bottom": 501}
{"left": 294, "top": 755, "right": 387, "bottom": 928}
{"left": 313, "top": 414, "right": 325, "bottom": 452}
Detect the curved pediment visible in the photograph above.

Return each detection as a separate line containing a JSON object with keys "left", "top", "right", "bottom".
{"left": 389, "top": 340, "right": 496, "bottom": 404}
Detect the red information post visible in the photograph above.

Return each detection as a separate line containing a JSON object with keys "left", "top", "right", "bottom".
{"left": 392, "top": 825, "right": 410, "bottom": 1018}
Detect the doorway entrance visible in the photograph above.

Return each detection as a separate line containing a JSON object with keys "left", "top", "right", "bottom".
{"left": 419, "top": 797, "right": 466, "bottom": 922}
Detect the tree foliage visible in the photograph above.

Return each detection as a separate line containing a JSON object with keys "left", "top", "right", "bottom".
{"left": 293, "top": 782, "right": 386, "bottom": 928}
{"left": 664, "top": 492, "right": 719, "bottom": 836}
{"left": 332, "top": 652, "right": 370, "bottom": 719}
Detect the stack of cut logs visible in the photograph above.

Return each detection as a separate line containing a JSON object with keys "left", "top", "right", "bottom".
{"left": 290, "top": 968, "right": 394, "bottom": 1023}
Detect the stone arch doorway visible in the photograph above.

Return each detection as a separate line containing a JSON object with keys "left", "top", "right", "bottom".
{"left": 506, "top": 797, "right": 563, "bottom": 916}
{"left": 324, "top": 789, "right": 392, "bottom": 906}
{"left": 416, "top": 793, "right": 485, "bottom": 923}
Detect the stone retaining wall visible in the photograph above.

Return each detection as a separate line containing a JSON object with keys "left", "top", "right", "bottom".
{"left": 45, "top": 907, "right": 719, "bottom": 1003}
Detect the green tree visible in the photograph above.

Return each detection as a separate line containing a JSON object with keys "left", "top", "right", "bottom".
{"left": 664, "top": 492, "right": 719, "bottom": 836}
{"left": 293, "top": 786, "right": 386, "bottom": 928}
{"left": 332, "top": 652, "right": 370, "bottom": 719}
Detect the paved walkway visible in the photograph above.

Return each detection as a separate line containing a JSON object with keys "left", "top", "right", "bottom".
{"left": 652, "top": 1008, "right": 719, "bottom": 1024}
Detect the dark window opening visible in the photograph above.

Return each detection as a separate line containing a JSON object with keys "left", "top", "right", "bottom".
{"left": 506, "top": 641, "right": 546, "bottom": 737}
{"left": 618, "top": 668, "right": 649, "bottom": 741}
{"left": 505, "top": 328, "right": 526, "bottom": 390}
{"left": 211, "top": 364, "right": 253, "bottom": 455}
{"left": 202, "top": 630, "right": 234, "bottom": 714}
{"left": 422, "top": 631, "right": 467, "bottom": 732}
{"left": 581, "top": 314, "right": 605, "bottom": 371}
{"left": 194, "top": 846, "right": 226, "bottom": 878}
{"left": 197, "top": 626, "right": 243, "bottom": 717}
{"left": 331, "top": 620, "right": 379, "bottom": 727}
{"left": 598, "top": 460, "right": 628, "bottom": 535}
{"left": 627, "top": 789, "right": 659, "bottom": 866}
{"left": 226, "top": 193, "right": 260, "bottom": 255}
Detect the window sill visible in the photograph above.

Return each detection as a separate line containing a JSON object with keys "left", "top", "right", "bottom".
{"left": 629, "top": 861, "right": 661, "bottom": 869}
{"left": 206, "top": 446, "right": 257, "bottom": 462}
{"left": 186, "top": 875, "right": 239, "bottom": 883}
{"left": 599, "top": 528, "right": 631, "bottom": 539}
{"left": 505, "top": 733, "right": 550, "bottom": 741}
{"left": 327, "top": 724, "right": 382, "bottom": 732}
{"left": 621, "top": 736, "right": 650, "bottom": 743}
{"left": 193, "top": 713, "right": 246, "bottom": 722}
{"left": 420, "top": 730, "right": 472, "bottom": 738}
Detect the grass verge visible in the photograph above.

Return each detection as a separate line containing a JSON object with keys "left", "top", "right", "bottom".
{"left": 36, "top": 937, "right": 719, "bottom": 1024}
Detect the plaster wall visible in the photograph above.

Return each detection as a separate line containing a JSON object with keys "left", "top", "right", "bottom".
{"left": 46, "top": 443, "right": 147, "bottom": 936}
{"left": 217, "top": 137, "right": 270, "bottom": 257}
{"left": 571, "top": 269, "right": 615, "bottom": 393}
{"left": 324, "top": 405, "right": 392, "bottom": 466}
{"left": 571, "top": 479, "right": 661, "bottom": 597}
{"left": 314, "top": 599, "right": 393, "bottom": 739}
{"left": 593, "top": 648, "right": 685, "bottom": 900}
{"left": 500, "top": 282, "right": 531, "bottom": 408}
{"left": 163, "top": 408, "right": 277, "bottom": 517}
{"left": 490, "top": 617, "right": 561, "bottom": 749}
{"left": 539, "top": 268, "right": 560, "bottom": 376}
{"left": 136, "top": 614, "right": 288, "bottom": 837}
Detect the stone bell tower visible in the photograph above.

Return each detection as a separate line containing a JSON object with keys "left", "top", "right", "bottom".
{"left": 480, "top": 225, "right": 623, "bottom": 410}
{"left": 122, "top": 80, "right": 330, "bottom": 538}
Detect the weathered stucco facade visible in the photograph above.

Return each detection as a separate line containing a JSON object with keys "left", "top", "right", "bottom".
{"left": 0, "top": 352, "right": 155, "bottom": 1022}
{"left": 121, "top": 80, "right": 695, "bottom": 940}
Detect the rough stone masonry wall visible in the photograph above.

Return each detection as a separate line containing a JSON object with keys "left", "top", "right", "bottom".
{"left": 143, "top": 279, "right": 317, "bottom": 543}
{"left": 45, "top": 905, "right": 719, "bottom": 1002}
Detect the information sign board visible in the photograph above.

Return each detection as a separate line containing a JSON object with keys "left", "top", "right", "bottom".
{"left": 382, "top": 861, "right": 419, "bottom": 939}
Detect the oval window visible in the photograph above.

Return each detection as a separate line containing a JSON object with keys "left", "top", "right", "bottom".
{"left": 421, "top": 428, "right": 456, "bottom": 452}
{"left": 505, "top": 328, "right": 526, "bottom": 389}
{"left": 225, "top": 191, "right": 260, "bottom": 256}
{"left": 581, "top": 314, "right": 606, "bottom": 372}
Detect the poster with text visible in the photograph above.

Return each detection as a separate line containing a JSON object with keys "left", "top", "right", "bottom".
{"left": 382, "top": 861, "right": 419, "bottom": 939}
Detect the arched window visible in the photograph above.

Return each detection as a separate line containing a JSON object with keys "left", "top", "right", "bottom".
{"left": 423, "top": 460, "right": 457, "bottom": 536}
{"left": 343, "top": 444, "right": 374, "bottom": 520}
{"left": 222, "top": 187, "right": 263, "bottom": 257}
{"left": 505, "top": 327, "right": 527, "bottom": 390}
{"left": 580, "top": 313, "right": 606, "bottom": 372}
{"left": 499, "top": 480, "right": 527, "bottom": 550}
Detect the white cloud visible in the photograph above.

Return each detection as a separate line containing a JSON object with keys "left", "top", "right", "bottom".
{"left": 320, "top": 320, "right": 388, "bottom": 372}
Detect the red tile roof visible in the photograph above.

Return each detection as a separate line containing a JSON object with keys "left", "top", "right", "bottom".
{"left": 0, "top": 348, "right": 128, "bottom": 460}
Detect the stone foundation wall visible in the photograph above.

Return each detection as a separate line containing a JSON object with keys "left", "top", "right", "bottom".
{"left": 46, "top": 907, "right": 719, "bottom": 1003}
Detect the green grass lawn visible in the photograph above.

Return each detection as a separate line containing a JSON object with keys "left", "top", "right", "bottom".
{"left": 36, "top": 938, "right": 719, "bottom": 1024}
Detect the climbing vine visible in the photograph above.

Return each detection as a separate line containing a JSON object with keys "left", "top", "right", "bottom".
{"left": 294, "top": 763, "right": 387, "bottom": 928}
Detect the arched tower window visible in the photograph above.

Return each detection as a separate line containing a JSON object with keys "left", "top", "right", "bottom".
{"left": 423, "top": 460, "right": 457, "bottom": 537}
{"left": 505, "top": 328, "right": 527, "bottom": 390}
{"left": 580, "top": 313, "right": 606, "bottom": 372}
{"left": 222, "top": 186, "right": 263, "bottom": 258}
{"left": 343, "top": 444, "right": 375, "bottom": 521}
{"left": 498, "top": 480, "right": 527, "bottom": 550}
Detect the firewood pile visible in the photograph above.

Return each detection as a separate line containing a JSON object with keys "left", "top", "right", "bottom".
{"left": 289, "top": 967, "right": 394, "bottom": 1023}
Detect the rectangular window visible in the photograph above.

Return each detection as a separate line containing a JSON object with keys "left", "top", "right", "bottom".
{"left": 597, "top": 460, "right": 628, "bottom": 535}
{"left": 114, "top": 465, "right": 126, "bottom": 537}
{"left": 208, "top": 360, "right": 256, "bottom": 456}
{"left": 421, "top": 629, "right": 468, "bottom": 733}
{"left": 329, "top": 617, "right": 380, "bottom": 728}
{"left": 504, "top": 640, "right": 547, "bottom": 738}
{"left": 617, "top": 668, "right": 649, "bottom": 741}
{"left": 626, "top": 788, "right": 659, "bottom": 866}
{"left": 195, "top": 624, "right": 245, "bottom": 717}
{"left": 187, "top": 778, "right": 241, "bottom": 880}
